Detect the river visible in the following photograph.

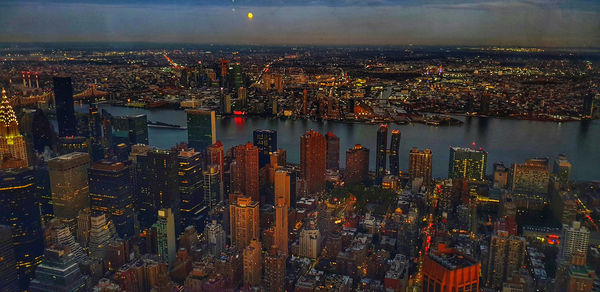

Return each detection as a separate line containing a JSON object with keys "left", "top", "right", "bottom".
{"left": 73, "top": 104, "right": 600, "bottom": 181}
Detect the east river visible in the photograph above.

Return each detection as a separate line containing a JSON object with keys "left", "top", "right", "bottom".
{"left": 74, "top": 104, "right": 600, "bottom": 181}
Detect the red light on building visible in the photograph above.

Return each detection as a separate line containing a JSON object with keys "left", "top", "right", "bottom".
{"left": 233, "top": 111, "right": 246, "bottom": 115}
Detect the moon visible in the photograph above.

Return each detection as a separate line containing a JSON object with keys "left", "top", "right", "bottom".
{"left": 247, "top": 12, "right": 254, "bottom": 20}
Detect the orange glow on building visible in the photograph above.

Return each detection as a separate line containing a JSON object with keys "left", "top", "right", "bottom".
{"left": 422, "top": 244, "right": 481, "bottom": 292}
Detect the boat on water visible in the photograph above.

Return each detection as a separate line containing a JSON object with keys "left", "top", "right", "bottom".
{"left": 147, "top": 120, "right": 187, "bottom": 130}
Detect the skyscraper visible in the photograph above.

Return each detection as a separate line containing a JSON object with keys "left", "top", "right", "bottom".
{"left": 423, "top": 244, "right": 480, "bottom": 292}
{"left": 553, "top": 154, "right": 572, "bottom": 187}
{"left": 408, "top": 148, "right": 433, "bottom": 186}
{"left": 111, "top": 114, "right": 148, "bottom": 145}
{"left": 326, "top": 132, "right": 340, "bottom": 170}
{"left": 389, "top": 130, "right": 401, "bottom": 176}
{"left": 232, "top": 143, "right": 259, "bottom": 201}
{"left": 243, "top": 239, "right": 262, "bottom": 288}
{"left": 448, "top": 146, "right": 487, "bottom": 181}
{"left": 178, "top": 148, "right": 203, "bottom": 228}
{"left": 484, "top": 230, "right": 527, "bottom": 289}
{"left": 229, "top": 196, "right": 259, "bottom": 249}
{"left": 560, "top": 221, "right": 590, "bottom": 261}
{"left": 29, "top": 246, "right": 88, "bottom": 292}
{"left": 53, "top": 76, "right": 77, "bottom": 137}
{"left": 274, "top": 196, "right": 288, "bottom": 255}
{"left": 88, "top": 214, "right": 113, "bottom": 260}
{"left": 344, "top": 144, "right": 370, "bottom": 184}
{"left": 203, "top": 164, "right": 221, "bottom": 209}
{"left": 511, "top": 158, "right": 550, "bottom": 194}
{"left": 155, "top": 208, "right": 176, "bottom": 265}
{"left": 207, "top": 141, "right": 225, "bottom": 183}
{"left": 0, "top": 225, "right": 18, "bottom": 291}
{"left": 186, "top": 110, "right": 216, "bottom": 151}
{"left": 264, "top": 246, "right": 286, "bottom": 292}
{"left": 253, "top": 129, "right": 277, "bottom": 168}
{"left": 48, "top": 152, "right": 91, "bottom": 224}
{"left": 300, "top": 130, "right": 326, "bottom": 194}
{"left": 376, "top": 124, "right": 388, "bottom": 183}
{"left": 0, "top": 88, "right": 28, "bottom": 169}
{"left": 88, "top": 160, "right": 135, "bottom": 238}
{"left": 141, "top": 150, "right": 180, "bottom": 231}
{"left": 274, "top": 169, "right": 295, "bottom": 208}
{"left": 206, "top": 220, "right": 226, "bottom": 256}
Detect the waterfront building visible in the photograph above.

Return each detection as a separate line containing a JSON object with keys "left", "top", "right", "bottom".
{"left": 326, "top": 132, "right": 340, "bottom": 170}
{"left": 376, "top": 124, "right": 388, "bottom": 183}
{"left": 408, "top": 148, "right": 433, "bottom": 186}
{"left": 344, "top": 144, "right": 370, "bottom": 184}
{"left": 186, "top": 109, "right": 216, "bottom": 151}
{"left": 553, "top": 154, "right": 572, "bottom": 187}
{"left": 253, "top": 129, "right": 277, "bottom": 168}
{"left": 448, "top": 146, "right": 487, "bottom": 181}
{"left": 300, "top": 130, "right": 326, "bottom": 194}
{"left": 511, "top": 158, "right": 550, "bottom": 194}
{"left": 389, "top": 130, "right": 401, "bottom": 176}
{"left": 111, "top": 114, "right": 148, "bottom": 145}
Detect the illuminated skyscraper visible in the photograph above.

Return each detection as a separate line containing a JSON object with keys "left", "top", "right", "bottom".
{"left": 0, "top": 88, "right": 28, "bottom": 169}
{"left": 275, "top": 169, "right": 296, "bottom": 208}
{"left": 186, "top": 110, "right": 216, "bottom": 151}
{"left": 0, "top": 225, "right": 18, "bottom": 291}
{"left": 229, "top": 196, "right": 259, "bottom": 249}
{"left": 326, "top": 132, "right": 340, "bottom": 170}
{"left": 253, "top": 129, "right": 277, "bottom": 168}
{"left": 344, "top": 144, "right": 370, "bottom": 184}
{"left": 300, "top": 130, "right": 326, "bottom": 194}
{"left": 232, "top": 143, "right": 259, "bottom": 201}
{"left": 483, "top": 231, "right": 526, "bottom": 289}
{"left": 29, "top": 246, "right": 88, "bottom": 292}
{"left": 155, "top": 208, "right": 176, "bottom": 265}
{"left": 423, "top": 244, "right": 480, "bottom": 292}
{"left": 408, "top": 148, "right": 433, "bottom": 186}
{"left": 88, "top": 160, "right": 135, "bottom": 238}
{"left": 243, "top": 239, "right": 262, "bottom": 288}
{"left": 52, "top": 77, "right": 77, "bottom": 137}
{"left": 376, "top": 124, "right": 388, "bottom": 183}
{"left": 274, "top": 196, "right": 288, "bottom": 255}
{"left": 48, "top": 152, "right": 91, "bottom": 225}
{"left": 111, "top": 114, "right": 148, "bottom": 145}
{"left": 178, "top": 148, "right": 203, "bottom": 228}
{"left": 203, "top": 164, "right": 221, "bottom": 209}
{"left": 207, "top": 141, "right": 225, "bottom": 183}
{"left": 448, "top": 146, "right": 487, "bottom": 181}
{"left": 389, "top": 130, "right": 401, "bottom": 176}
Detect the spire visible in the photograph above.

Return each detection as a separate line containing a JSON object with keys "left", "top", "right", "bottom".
{"left": 0, "top": 88, "right": 19, "bottom": 136}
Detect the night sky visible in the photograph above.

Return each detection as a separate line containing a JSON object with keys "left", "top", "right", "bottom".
{"left": 1, "top": 0, "right": 599, "bottom": 47}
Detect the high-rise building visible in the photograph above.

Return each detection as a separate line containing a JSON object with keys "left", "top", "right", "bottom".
{"left": 204, "top": 164, "right": 221, "bottom": 209}
{"left": 0, "top": 89, "right": 28, "bottom": 169}
{"left": 299, "top": 228, "right": 321, "bottom": 259}
{"left": 76, "top": 208, "right": 91, "bottom": 247}
{"left": 243, "top": 239, "right": 262, "bottom": 288}
{"left": 155, "top": 208, "right": 176, "bottom": 264}
{"left": 207, "top": 141, "right": 225, "bottom": 183}
{"left": 274, "top": 169, "right": 296, "bottom": 208}
{"left": 253, "top": 129, "right": 277, "bottom": 168}
{"left": 0, "top": 167, "right": 44, "bottom": 288}
{"left": 29, "top": 246, "right": 88, "bottom": 292}
{"left": 206, "top": 220, "right": 226, "bottom": 256}
{"left": 48, "top": 223, "right": 88, "bottom": 263}
{"left": 186, "top": 110, "right": 216, "bottom": 151}
{"left": 232, "top": 143, "right": 259, "bottom": 201}
{"left": 0, "top": 225, "right": 18, "bottom": 291}
{"left": 48, "top": 152, "right": 91, "bottom": 224}
{"left": 553, "top": 154, "right": 572, "bottom": 187}
{"left": 448, "top": 146, "right": 487, "bottom": 181}
{"left": 111, "top": 114, "right": 148, "bottom": 145}
{"left": 484, "top": 230, "right": 527, "bottom": 289}
{"left": 53, "top": 76, "right": 77, "bottom": 137}
{"left": 300, "top": 130, "right": 326, "bottom": 194}
{"left": 326, "top": 132, "right": 340, "bottom": 170}
{"left": 229, "top": 196, "right": 259, "bottom": 249}
{"left": 492, "top": 162, "right": 509, "bottom": 189}
{"left": 344, "top": 144, "right": 370, "bottom": 184}
{"left": 88, "top": 160, "right": 135, "bottom": 238}
{"left": 274, "top": 196, "right": 288, "bottom": 255}
{"left": 408, "top": 148, "right": 433, "bottom": 186}
{"left": 561, "top": 221, "right": 590, "bottom": 261}
{"left": 178, "top": 148, "right": 203, "bottom": 228}
{"left": 511, "top": 158, "right": 550, "bottom": 194}
{"left": 422, "top": 244, "right": 480, "bottom": 292}
{"left": 389, "top": 130, "right": 401, "bottom": 176}
{"left": 141, "top": 150, "right": 180, "bottom": 231}
{"left": 376, "top": 124, "right": 388, "bottom": 182}
{"left": 88, "top": 214, "right": 114, "bottom": 260}
{"left": 263, "top": 246, "right": 286, "bottom": 292}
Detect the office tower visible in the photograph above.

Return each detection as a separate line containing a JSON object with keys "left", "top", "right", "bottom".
{"left": 186, "top": 110, "right": 216, "bottom": 151}
{"left": 253, "top": 129, "right": 277, "bottom": 168}
{"left": 448, "top": 146, "right": 487, "bottom": 181}
{"left": 53, "top": 76, "right": 77, "bottom": 137}
{"left": 511, "top": 158, "right": 550, "bottom": 194}
{"left": 344, "top": 144, "right": 370, "bottom": 184}
{"left": 111, "top": 114, "right": 148, "bottom": 145}
{"left": 48, "top": 152, "right": 91, "bottom": 224}
{"left": 484, "top": 231, "right": 527, "bottom": 289}
{"left": 325, "top": 132, "right": 340, "bottom": 170}
{"left": 0, "top": 225, "right": 18, "bottom": 291}
{"left": 232, "top": 143, "right": 259, "bottom": 201}
{"left": 389, "top": 130, "right": 401, "bottom": 176}
{"left": 300, "top": 130, "right": 326, "bottom": 194}
{"left": 142, "top": 150, "right": 180, "bottom": 231}
{"left": 178, "top": 148, "right": 203, "bottom": 228}
{"left": 492, "top": 162, "right": 509, "bottom": 189}
{"left": 229, "top": 196, "right": 259, "bottom": 249}
{"left": 0, "top": 89, "right": 28, "bottom": 169}
{"left": 274, "top": 196, "right": 288, "bottom": 255}
{"left": 275, "top": 169, "right": 296, "bottom": 208}
{"left": 553, "top": 154, "right": 572, "bottom": 186}
{"left": 299, "top": 228, "right": 321, "bottom": 259}
{"left": 49, "top": 224, "right": 88, "bottom": 263}
{"left": 561, "top": 221, "right": 590, "bottom": 260}
{"left": 207, "top": 141, "right": 225, "bottom": 182}
{"left": 376, "top": 124, "right": 388, "bottom": 182}
{"left": 29, "top": 246, "right": 88, "bottom": 292}
{"left": 76, "top": 208, "right": 91, "bottom": 247}
{"left": 0, "top": 167, "right": 44, "bottom": 288}
{"left": 206, "top": 220, "right": 226, "bottom": 256}
{"left": 408, "top": 148, "right": 433, "bottom": 186}
{"left": 204, "top": 164, "right": 221, "bottom": 209}
{"left": 89, "top": 214, "right": 113, "bottom": 260}
{"left": 264, "top": 246, "right": 286, "bottom": 292}
{"left": 243, "top": 239, "right": 262, "bottom": 287}
{"left": 155, "top": 208, "right": 176, "bottom": 264}
{"left": 422, "top": 244, "right": 480, "bottom": 292}
{"left": 88, "top": 160, "right": 135, "bottom": 238}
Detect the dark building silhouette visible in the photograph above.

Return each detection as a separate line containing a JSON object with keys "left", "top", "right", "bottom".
{"left": 345, "top": 144, "right": 370, "bottom": 184}
{"left": 111, "top": 114, "right": 148, "bottom": 146}
{"left": 253, "top": 129, "right": 277, "bottom": 168}
{"left": 140, "top": 150, "right": 180, "bottom": 231}
{"left": 376, "top": 124, "right": 388, "bottom": 183}
{"left": 389, "top": 130, "right": 401, "bottom": 176}
{"left": 186, "top": 110, "right": 216, "bottom": 151}
{"left": 53, "top": 76, "right": 77, "bottom": 137}
{"left": 326, "top": 132, "right": 340, "bottom": 171}
{"left": 0, "top": 225, "right": 18, "bottom": 291}
{"left": 300, "top": 130, "right": 326, "bottom": 194}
